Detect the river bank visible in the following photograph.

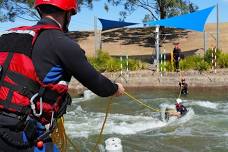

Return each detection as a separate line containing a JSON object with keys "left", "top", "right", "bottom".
{"left": 68, "top": 69, "right": 228, "bottom": 96}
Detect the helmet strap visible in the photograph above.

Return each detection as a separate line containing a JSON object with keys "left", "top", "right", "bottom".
{"left": 45, "top": 15, "right": 62, "bottom": 29}
{"left": 62, "top": 12, "right": 71, "bottom": 33}
{"left": 36, "top": 7, "right": 42, "bottom": 18}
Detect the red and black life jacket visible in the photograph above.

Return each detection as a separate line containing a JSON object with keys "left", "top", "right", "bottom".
{"left": 175, "top": 103, "right": 187, "bottom": 115}
{"left": 0, "top": 25, "right": 70, "bottom": 125}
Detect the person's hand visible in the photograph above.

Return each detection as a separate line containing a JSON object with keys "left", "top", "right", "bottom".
{"left": 114, "top": 83, "right": 125, "bottom": 97}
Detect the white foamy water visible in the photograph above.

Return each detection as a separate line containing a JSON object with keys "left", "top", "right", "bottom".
{"left": 224, "top": 133, "right": 228, "bottom": 136}
{"left": 65, "top": 111, "right": 167, "bottom": 138}
{"left": 72, "top": 90, "right": 97, "bottom": 104}
{"left": 64, "top": 104, "right": 195, "bottom": 138}
{"left": 191, "top": 101, "right": 219, "bottom": 109}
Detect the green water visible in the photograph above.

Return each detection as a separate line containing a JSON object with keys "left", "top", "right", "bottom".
{"left": 64, "top": 88, "right": 228, "bottom": 152}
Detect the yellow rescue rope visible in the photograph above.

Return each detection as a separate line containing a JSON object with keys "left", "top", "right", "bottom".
{"left": 178, "top": 70, "right": 183, "bottom": 99}
{"left": 92, "top": 97, "right": 113, "bottom": 152}
{"left": 52, "top": 90, "right": 176, "bottom": 152}
{"left": 51, "top": 117, "right": 80, "bottom": 152}
{"left": 51, "top": 118, "right": 67, "bottom": 152}
{"left": 124, "top": 92, "right": 161, "bottom": 112}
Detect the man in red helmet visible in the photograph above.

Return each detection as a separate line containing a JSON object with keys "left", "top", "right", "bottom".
{"left": 0, "top": 0, "right": 125, "bottom": 151}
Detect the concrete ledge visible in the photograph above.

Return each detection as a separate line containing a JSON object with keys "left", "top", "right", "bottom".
{"left": 68, "top": 69, "right": 228, "bottom": 96}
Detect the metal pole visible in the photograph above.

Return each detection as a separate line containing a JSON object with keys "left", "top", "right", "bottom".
{"left": 155, "top": 26, "right": 160, "bottom": 72}
{"left": 164, "top": 49, "right": 166, "bottom": 73}
{"left": 126, "top": 54, "right": 129, "bottom": 79}
{"left": 216, "top": 4, "right": 219, "bottom": 49}
{"left": 212, "top": 48, "right": 214, "bottom": 71}
{"left": 126, "top": 54, "right": 129, "bottom": 73}
{"left": 99, "top": 30, "right": 102, "bottom": 50}
{"left": 94, "top": 16, "right": 98, "bottom": 57}
{"left": 120, "top": 56, "right": 123, "bottom": 76}
{"left": 215, "top": 48, "right": 217, "bottom": 73}
{"left": 204, "top": 31, "right": 207, "bottom": 54}
{"left": 171, "top": 50, "right": 174, "bottom": 72}
{"left": 160, "top": 52, "right": 163, "bottom": 75}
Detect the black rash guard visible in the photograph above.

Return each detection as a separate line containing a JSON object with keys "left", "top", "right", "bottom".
{"left": 32, "top": 18, "right": 118, "bottom": 97}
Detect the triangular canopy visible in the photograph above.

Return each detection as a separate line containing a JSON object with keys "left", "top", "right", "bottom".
{"left": 146, "top": 6, "right": 215, "bottom": 32}
{"left": 98, "top": 18, "right": 139, "bottom": 31}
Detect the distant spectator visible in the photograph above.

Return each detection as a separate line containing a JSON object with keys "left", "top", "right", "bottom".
{"left": 173, "top": 42, "right": 181, "bottom": 72}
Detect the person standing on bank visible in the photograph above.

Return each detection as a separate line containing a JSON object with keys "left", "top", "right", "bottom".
{"left": 173, "top": 42, "right": 181, "bottom": 72}
{"left": 0, "top": 0, "right": 125, "bottom": 151}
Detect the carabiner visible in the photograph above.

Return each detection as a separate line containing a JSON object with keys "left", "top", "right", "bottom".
{"left": 30, "top": 93, "right": 43, "bottom": 117}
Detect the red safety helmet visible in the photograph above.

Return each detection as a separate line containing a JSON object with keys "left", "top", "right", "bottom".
{"left": 34, "top": 0, "right": 77, "bottom": 15}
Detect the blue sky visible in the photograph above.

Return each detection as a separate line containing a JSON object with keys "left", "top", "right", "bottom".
{"left": 0, "top": 0, "right": 227, "bottom": 31}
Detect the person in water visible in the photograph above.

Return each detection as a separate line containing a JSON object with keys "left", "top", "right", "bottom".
{"left": 175, "top": 98, "right": 188, "bottom": 116}
{"left": 166, "top": 98, "right": 187, "bottom": 118}
{"left": 179, "top": 78, "right": 188, "bottom": 95}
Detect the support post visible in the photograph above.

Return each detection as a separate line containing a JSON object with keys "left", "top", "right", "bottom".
{"left": 215, "top": 48, "right": 217, "bottom": 73}
{"left": 164, "top": 49, "right": 166, "bottom": 73}
{"left": 94, "top": 16, "right": 98, "bottom": 57}
{"left": 126, "top": 54, "right": 129, "bottom": 73}
{"left": 160, "top": 52, "right": 163, "bottom": 76}
{"left": 204, "top": 31, "right": 208, "bottom": 54}
{"left": 212, "top": 47, "right": 214, "bottom": 71}
{"left": 155, "top": 26, "right": 160, "bottom": 72}
{"left": 216, "top": 4, "right": 219, "bottom": 50}
{"left": 120, "top": 56, "right": 123, "bottom": 76}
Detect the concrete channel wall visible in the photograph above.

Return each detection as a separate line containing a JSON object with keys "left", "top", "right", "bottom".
{"left": 68, "top": 69, "right": 228, "bottom": 96}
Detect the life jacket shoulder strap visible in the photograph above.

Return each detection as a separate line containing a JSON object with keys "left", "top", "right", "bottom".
{"left": 10, "top": 24, "right": 62, "bottom": 45}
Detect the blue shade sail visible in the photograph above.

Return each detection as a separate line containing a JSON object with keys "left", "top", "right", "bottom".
{"left": 146, "top": 6, "right": 215, "bottom": 32}
{"left": 98, "top": 18, "right": 139, "bottom": 31}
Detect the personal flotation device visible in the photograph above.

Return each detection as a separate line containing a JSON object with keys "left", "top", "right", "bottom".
{"left": 0, "top": 25, "right": 71, "bottom": 125}
{"left": 175, "top": 103, "right": 187, "bottom": 115}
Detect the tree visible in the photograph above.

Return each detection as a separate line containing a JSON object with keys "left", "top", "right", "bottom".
{"left": 106, "top": 0, "right": 198, "bottom": 21}
{"left": 0, "top": 0, "right": 198, "bottom": 23}
{"left": 0, "top": 0, "right": 96, "bottom": 22}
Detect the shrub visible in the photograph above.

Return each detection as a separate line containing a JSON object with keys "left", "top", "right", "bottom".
{"left": 180, "top": 55, "right": 210, "bottom": 71}
{"left": 88, "top": 50, "right": 111, "bottom": 72}
{"left": 159, "top": 61, "right": 173, "bottom": 72}
{"left": 128, "top": 59, "right": 145, "bottom": 71}
{"left": 88, "top": 50, "right": 147, "bottom": 72}
{"left": 106, "top": 59, "right": 122, "bottom": 72}
{"left": 195, "top": 60, "right": 210, "bottom": 71}
{"left": 204, "top": 48, "right": 222, "bottom": 64}
{"left": 218, "top": 53, "right": 228, "bottom": 68}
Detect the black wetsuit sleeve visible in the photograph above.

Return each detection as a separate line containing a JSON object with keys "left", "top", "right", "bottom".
{"left": 55, "top": 34, "right": 118, "bottom": 97}
{"left": 180, "top": 105, "right": 187, "bottom": 115}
